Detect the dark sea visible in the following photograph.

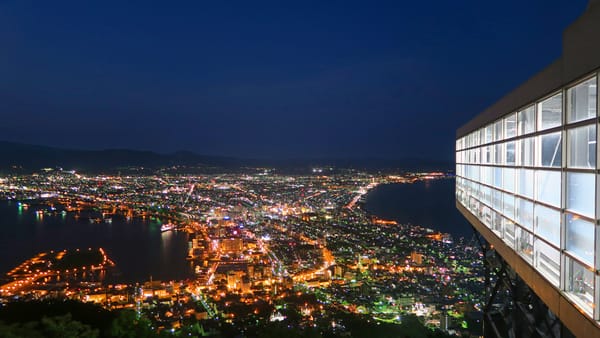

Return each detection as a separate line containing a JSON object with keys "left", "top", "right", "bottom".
{"left": 363, "top": 178, "right": 472, "bottom": 238}
{"left": 0, "top": 201, "right": 193, "bottom": 283}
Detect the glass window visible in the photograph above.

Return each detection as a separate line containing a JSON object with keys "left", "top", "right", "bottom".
{"left": 538, "top": 93, "right": 563, "bottom": 130}
{"left": 518, "top": 105, "right": 536, "bottom": 135}
{"left": 534, "top": 204, "right": 560, "bottom": 246}
{"left": 492, "top": 189, "right": 502, "bottom": 212}
{"left": 521, "top": 137, "right": 535, "bottom": 167}
{"left": 481, "top": 166, "right": 492, "bottom": 186}
{"left": 479, "top": 129, "right": 485, "bottom": 146}
{"left": 457, "top": 186, "right": 466, "bottom": 205}
{"left": 565, "top": 257, "right": 595, "bottom": 316}
{"left": 469, "top": 196, "right": 479, "bottom": 213}
{"left": 481, "top": 185, "right": 491, "bottom": 205}
{"left": 535, "top": 170, "right": 561, "bottom": 207}
{"left": 503, "top": 193, "right": 515, "bottom": 220}
{"left": 538, "top": 132, "right": 562, "bottom": 167}
{"left": 504, "top": 113, "right": 517, "bottom": 138}
{"left": 482, "top": 205, "right": 492, "bottom": 227}
{"left": 485, "top": 125, "right": 493, "bottom": 144}
{"left": 492, "top": 212, "right": 503, "bottom": 235}
{"left": 517, "top": 169, "right": 534, "bottom": 199}
{"left": 475, "top": 182, "right": 482, "bottom": 201}
{"left": 483, "top": 207, "right": 492, "bottom": 227}
{"left": 566, "top": 172, "right": 595, "bottom": 218}
{"left": 494, "top": 120, "right": 503, "bottom": 141}
{"left": 504, "top": 220, "right": 515, "bottom": 248}
{"left": 493, "top": 167, "right": 502, "bottom": 189}
{"left": 567, "top": 77, "right": 597, "bottom": 123}
{"left": 472, "top": 148, "right": 480, "bottom": 164}
{"left": 565, "top": 214, "right": 595, "bottom": 266}
{"left": 482, "top": 145, "right": 492, "bottom": 164}
{"left": 516, "top": 197, "right": 534, "bottom": 230}
{"left": 494, "top": 143, "right": 503, "bottom": 165}
{"left": 467, "top": 165, "right": 480, "bottom": 181}
{"left": 503, "top": 168, "right": 515, "bottom": 193}
{"left": 534, "top": 239, "right": 560, "bottom": 286}
{"left": 505, "top": 141, "right": 516, "bottom": 165}
{"left": 568, "top": 124, "right": 596, "bottom": 169}
{"left": 516, "top": 227, "right": 533, "bottom": 263}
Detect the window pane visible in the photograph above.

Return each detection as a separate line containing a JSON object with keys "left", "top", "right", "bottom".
{"left": 505, "top": 113, "right": 517, "bottom": 138}
{"left": 567, "top": 77, "right": 597, "bottom": 123}
{"left": 516, "top": 227, "right": 533, "bottom": 263}
{"left": 521, "top": 137, "right": 534, "bottom": 166}
{"left": 481, "top": 185, "right": 491, "bottom": 205}
{"left": 505, "top": 141, "right": 516, "bottom": 165}
{"left": 492, "top": 189, "right": 502, "bottom": 212}
{"left": 482, "top": 205, "right": 492, "bottom": 227}
{"left": 535, "top": 170, "right": 561, "bottom": 207}
{"left": 480, "top": 166, "right": 491, "bottom": 186}
{"left": 492, "top": 211, "right": 503, "bottom": 235}
{"left": 485, "top": 125, "right": 493, "bottom": 144}
{"left": 482, "top": 145, "right": 492, "bottom": 164}
{"left": 518, "top": 105, "right": 536, "bottom": 135}
{"left": 503, "top": 168, "right": 515, "bottom": 193}
{"left": 494, "top": 120, "right": 503, "bottom": 141}
{"left": 566, "top": 172, "right": 595, "bottom": 218}
{"left": 516, "top": 197, "right": 534, "bottom": 230}
{"left": 565, "top": 214, "right": 595, "bottom": 266}
{"left": 494, "top": 143, "right": 503, "bottom": 165}
{"left": 504, "top": 220, "right": 515, "bottom": 248}
{"left": 538, "top": 93, "right": 563, "bottom": 130}
{"left": 517, "top": 169, "right": 534, "bottom": 199}
{"left": 566, "top": 257, "right": 595, "bottom": 316}
{"left": 538, "top": 132, "right": 562, "bottom": 167}
{"left": 469, "top": 196, "right": 479, "bottom": 213}
{"left": 568, "top": 124, "right": 596, "bottom": 169}
{"left": 534, "top": 239, "right": 560, "bottom": 286}
{"left": 493, "top": 167, "right": 502, "bottom": 189}
{"left": 534, "top": 204, "right": 560, "bottom": 246}
{"left": 503, "top": 192, "right": 515, "bottom": 219}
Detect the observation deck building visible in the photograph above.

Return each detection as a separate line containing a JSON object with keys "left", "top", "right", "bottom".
{"left": 456, "top": 1, "right": 600, "bottom": 336}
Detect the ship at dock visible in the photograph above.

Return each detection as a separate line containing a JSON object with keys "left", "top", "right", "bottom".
{"left": 160, "top": 223, "right": 176, "bottom": 232}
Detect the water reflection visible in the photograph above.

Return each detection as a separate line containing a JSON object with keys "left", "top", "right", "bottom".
{"left": 364, "top": 179, "right": 471, "bottom": 238}
{"left": 0, "top": 202, "right": 193, "bottom": 282}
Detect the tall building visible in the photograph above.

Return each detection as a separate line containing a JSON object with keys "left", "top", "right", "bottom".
{"left": 456, "top": 1, "right": 600, "bottom": 336}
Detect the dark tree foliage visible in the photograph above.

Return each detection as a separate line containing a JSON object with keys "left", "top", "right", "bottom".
{"left": 109, "top": 310, "right": 156, "bottom": 338}
{"left": 0, "top": 313, "right": 98, "bottom": 338}
{"left": 0, "top": 300, "right": 161, "bottom": 337}
{"left": 0, "top": 300, "right": 113, "bottom": 333}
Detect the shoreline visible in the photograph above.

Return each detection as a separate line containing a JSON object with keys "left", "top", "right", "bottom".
{"left": 359, "top": 178, "right": 470, "bottom": 239}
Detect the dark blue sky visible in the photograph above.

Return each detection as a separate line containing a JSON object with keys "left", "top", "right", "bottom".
{"left": 0, "top": 1, "right": 588, "bottom": 161}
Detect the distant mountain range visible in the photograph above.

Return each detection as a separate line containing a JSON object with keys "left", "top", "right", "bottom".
{"left": 0, "top": 141, "right": 452, "bottom": 173}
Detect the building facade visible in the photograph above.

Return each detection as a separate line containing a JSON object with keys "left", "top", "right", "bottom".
{"left": 456, "top": 1, "right": 600, "bottom": 336}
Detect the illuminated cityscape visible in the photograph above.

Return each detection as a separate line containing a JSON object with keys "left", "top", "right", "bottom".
{"left": 1, "top": 1, "right": 593, "bottom": 337}
{"left": 0, "top": 168, "right": 484, "bottom": 336}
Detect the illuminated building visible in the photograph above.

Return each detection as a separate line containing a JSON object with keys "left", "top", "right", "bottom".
{"left": 456, "top": 1, "right": 600, "bottom": 336}
{"left": 220, "top": 238, "right": 244, "bottom": 253}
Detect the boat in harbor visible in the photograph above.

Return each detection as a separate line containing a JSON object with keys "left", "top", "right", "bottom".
{"left": 160, "top": 223, "right": 176, "bottom": 232}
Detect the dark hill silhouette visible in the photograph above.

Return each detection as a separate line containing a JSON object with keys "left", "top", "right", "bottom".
{"left": 0, "top": 141, "right": 452, "bottom": 172}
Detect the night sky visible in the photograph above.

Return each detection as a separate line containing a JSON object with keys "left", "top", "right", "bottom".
{"left": 0, "top": 1, "right": 588, "bottom": 161}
